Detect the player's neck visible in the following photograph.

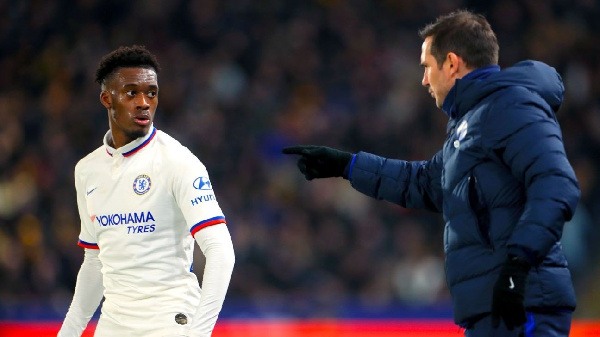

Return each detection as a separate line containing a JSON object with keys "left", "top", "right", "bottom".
{"left": 107, "top": 133, "right": 116, "bottom": 148}
{"left": 107, "top": 132, "right": 133, "bottom": 149}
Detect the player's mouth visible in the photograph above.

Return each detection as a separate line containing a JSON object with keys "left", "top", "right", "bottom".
{"left": 134, "top": 114, "right": 151, "bottom": 126}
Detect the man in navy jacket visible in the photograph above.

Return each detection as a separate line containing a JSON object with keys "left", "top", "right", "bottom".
{"left": 283, "top": 10, "right": 579, "bottom": 336}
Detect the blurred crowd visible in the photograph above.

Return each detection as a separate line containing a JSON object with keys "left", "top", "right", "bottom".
{"left": 1, "top": 0, "right": 599, "bottom": 320}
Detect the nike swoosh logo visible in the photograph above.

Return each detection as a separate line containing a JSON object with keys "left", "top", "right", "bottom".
{"left": 508, "top": 276, "right": 515, "bottom": 289}
{"left": 86, "top": 187, "right": 98, "bottom": 196}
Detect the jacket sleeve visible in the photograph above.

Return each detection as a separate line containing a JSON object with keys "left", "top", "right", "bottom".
{"left": 483, "top": 94, "right": 580, "bottom": 264}
{"left": 348, "top": 150, "right": 443, "bottom": 212}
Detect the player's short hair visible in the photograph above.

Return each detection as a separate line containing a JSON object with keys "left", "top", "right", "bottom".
{"left": 419, "top": 10, "right": 499, "bottom": 69}
{"left": 95, "top": 45, "right": 161, "bottom": 85}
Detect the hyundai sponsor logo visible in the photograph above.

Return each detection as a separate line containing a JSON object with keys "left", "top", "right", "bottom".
{"left": 193, "top": 176, "right": 212, "bottom": 190}
{"left": 191, "top": 194, "right": 216, "bottom": 206}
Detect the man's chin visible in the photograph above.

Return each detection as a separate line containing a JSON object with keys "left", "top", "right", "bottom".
{"left": 127, "top": 127, "right": 150, "bottom": 139}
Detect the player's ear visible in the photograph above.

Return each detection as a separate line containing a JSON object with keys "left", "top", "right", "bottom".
{"left": 100, "top": 90, "right": 112, "bottom": 109}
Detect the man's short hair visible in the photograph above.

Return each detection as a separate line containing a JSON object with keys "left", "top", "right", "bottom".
{"left": 419, "top": 10, "right": 499, "bottom": 69}
{"left": 95, "top": 45, "right": 161, "bottom": 85}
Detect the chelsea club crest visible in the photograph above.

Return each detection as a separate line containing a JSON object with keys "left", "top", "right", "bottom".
{"left": 133, "top": 174, "right": 151, "bottom": 195}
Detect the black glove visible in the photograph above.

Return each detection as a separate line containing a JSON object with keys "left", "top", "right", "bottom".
{"left": 282, "top": 145, "right": 353, "bottom": 180}
{"left": 491, "top": 255, "right": 531, "bottom": 330}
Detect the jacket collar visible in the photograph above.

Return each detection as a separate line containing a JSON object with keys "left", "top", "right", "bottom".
{"left": 442, "top": 65, "right": 501, "bottom": 119}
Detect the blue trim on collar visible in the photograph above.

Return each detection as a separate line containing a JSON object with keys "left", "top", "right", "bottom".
{"left": 123, "top": 127, "right": 156, "bottom": 157}
{"left": 463, "top": 65, "right": 501, "bottom": 80}
{"left": 105, "top": 126, "right": 156, "bottom": 157}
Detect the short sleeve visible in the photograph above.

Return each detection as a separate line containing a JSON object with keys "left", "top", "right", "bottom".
{"left": 172, "top": 154, "right": 226, "bottom": 237}
{"left": 75, "top": 164, "right": 99, "bottom": 249}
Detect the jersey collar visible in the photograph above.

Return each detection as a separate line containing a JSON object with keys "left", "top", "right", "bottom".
{"left": 104, "top": 125, "right": 157, "bottom": 157}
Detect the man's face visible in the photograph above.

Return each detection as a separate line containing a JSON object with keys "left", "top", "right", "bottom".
{"left": 420, "top": 36, "right": 455, "bottom": 108}
{"left": 101, "top": 67, "right": 158, "bottom": 147}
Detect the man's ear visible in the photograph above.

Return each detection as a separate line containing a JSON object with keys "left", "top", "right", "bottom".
{"left": 100, "top": 91, "right": 112, "bottom": 109}
{"left": 446, "top": 52, "right": 466, "bottom": 78}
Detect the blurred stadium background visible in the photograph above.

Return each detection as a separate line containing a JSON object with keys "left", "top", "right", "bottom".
{"left": 1, "top": 0, "right": 599, "bottom": 335}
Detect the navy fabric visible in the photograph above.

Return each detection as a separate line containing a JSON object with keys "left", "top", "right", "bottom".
{"left": 464, "top": 311, "right": 571, "bottom": 337}
{"left": 348, "top": 60, "right": 579, "bottom": 324}
{"left": 442, "top": 65, "right": 500, "bottom": 118}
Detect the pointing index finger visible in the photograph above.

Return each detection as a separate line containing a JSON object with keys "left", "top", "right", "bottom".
{"left": 282, "top": 145, "right": 309, "bottom": 155}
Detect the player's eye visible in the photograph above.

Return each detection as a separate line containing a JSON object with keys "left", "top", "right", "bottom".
{"left": 126, "top": 90, "right": 136, "bottom": 97}
{"left": 147, "top": 91, "right": 157, "bottom": 98}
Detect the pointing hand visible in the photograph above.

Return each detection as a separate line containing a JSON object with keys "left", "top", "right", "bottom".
{"left": 282, "top": 145, "right": 353, "bottom": 180}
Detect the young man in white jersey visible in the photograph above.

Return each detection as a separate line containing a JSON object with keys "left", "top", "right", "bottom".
{"left": 58, "top": 45, "right": 235, "bottom": 337}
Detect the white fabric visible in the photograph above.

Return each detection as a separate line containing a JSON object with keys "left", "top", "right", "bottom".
{"left": 191, "top": 224, "right": 235, "bottom": 337}
{"left": 61, "top": 126, "right": 233, "bottom": 335}
{"left": 57, "top": 249, "right": 104, "bottom": 337}
{"left": 94, "top": 316, "right": 191, "bottom": 337}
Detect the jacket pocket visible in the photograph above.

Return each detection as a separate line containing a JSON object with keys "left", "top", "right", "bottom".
{"left": 468, "top": 174, "right": 493, "bottom": 251}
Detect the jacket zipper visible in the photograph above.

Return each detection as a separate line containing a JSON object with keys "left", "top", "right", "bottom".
{"left": 468, "top": 175, "right": 494, "bottom": 251}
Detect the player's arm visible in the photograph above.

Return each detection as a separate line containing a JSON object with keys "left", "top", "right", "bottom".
{"left": 57, "top": 249, "right": 104, "bottom": 337}
{"left": 58, "top": 164, "right": 104, "bottom": 337}
{"left": 191, "top": 224, "right": 235, "bottom": 336}
{"left": 171, "top": 153, "right": 235, "bottom": 336}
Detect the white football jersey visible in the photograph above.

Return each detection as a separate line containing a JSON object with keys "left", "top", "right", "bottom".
{"left": 75, "top": 126, "right": 226, "bottom": 332}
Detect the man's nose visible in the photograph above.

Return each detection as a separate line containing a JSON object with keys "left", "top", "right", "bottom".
{"left": 137, "top": 94, "right": 150, "bottom": 109}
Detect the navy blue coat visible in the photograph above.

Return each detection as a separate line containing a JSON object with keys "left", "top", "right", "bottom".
{"left": 347, "top": 61, "right": 580, "bottom": 325}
